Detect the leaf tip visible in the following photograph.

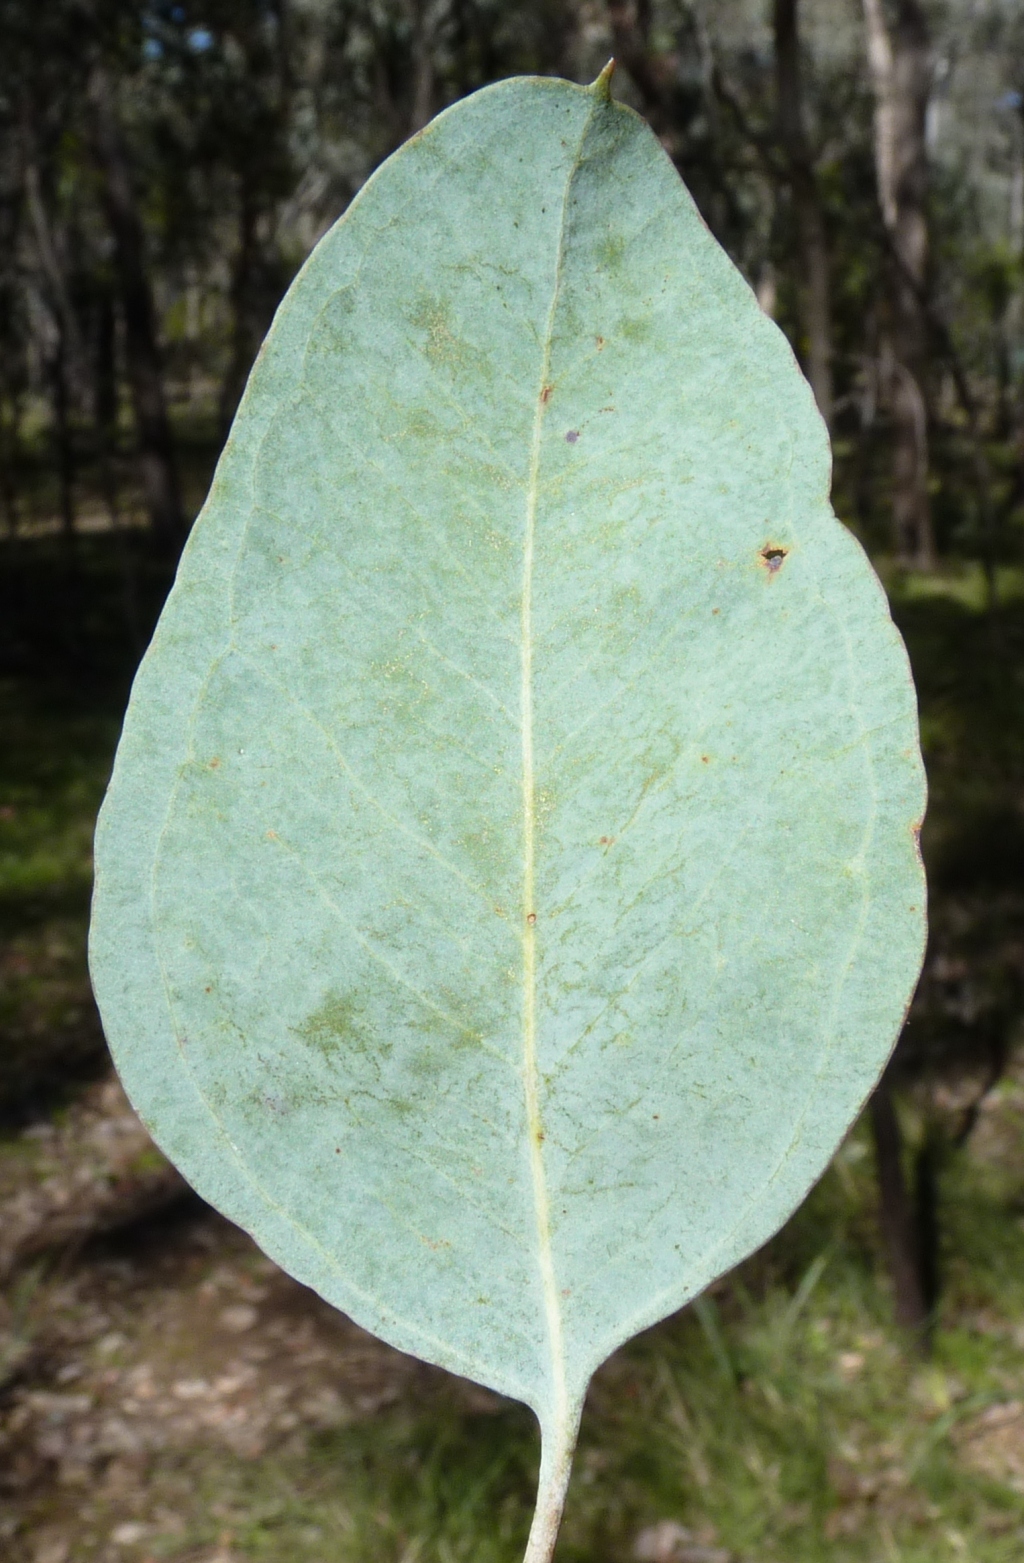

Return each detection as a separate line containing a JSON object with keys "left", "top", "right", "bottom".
{"left": 591, "top": 59, "right": 615, "bottom": 102}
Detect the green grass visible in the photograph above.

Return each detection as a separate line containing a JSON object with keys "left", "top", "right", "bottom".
{"left": 876, "top": 558, "right": 1024, "bottom": 613}
{"left": 0, "top": 681, "right": 114, "bottom": 913}
{"left": 0, "top": 676, "right": 119, "bottom": 1121}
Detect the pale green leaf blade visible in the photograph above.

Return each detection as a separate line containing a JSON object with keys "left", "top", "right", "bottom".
{"left": 89, "top": 71, "right": 926, "bottom": 1549}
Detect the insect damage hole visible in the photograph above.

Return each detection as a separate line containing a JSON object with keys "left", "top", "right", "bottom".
{"left": 760, "top": 543, "right": 789, "bottom": 574}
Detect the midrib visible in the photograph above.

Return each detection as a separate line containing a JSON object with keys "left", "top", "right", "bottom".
{"left": 521, "top": 102, "right": 594, "bottom": 1426}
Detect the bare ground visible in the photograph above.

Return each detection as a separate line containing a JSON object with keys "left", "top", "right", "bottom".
{"left": 0, "top": 1079, "right": 502, "bottom": 1563}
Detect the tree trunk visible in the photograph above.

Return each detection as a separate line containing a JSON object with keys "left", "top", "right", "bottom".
{"left": 914, "top": 1128, "right": 941, "bottom": 1320}
{"left": 50, "top": 337, "right": 76, "bottom": 543}
{"left": 88, "top": 64, "right": 184, "bottom": 549}
{"left": 21, "top": 138, "right": 79, "bottom": 545}
{"left": 0, "top": 394, "right": 22, "bottom": 537}
{"left": 869, "top": 1079, "right": 930, "bottom": 1345}
{"left": 94, "top": 281, "right": 143, "bottom": 652}
{"left": 408, "top": 0, "right": 440, "bottom": 134}
{"left": 94, "top": 281, "right": 119, "bottom": 437}
{"left": 861, "top": 0, "right": 937, "bottom": 568}
{"left": 218, "top": 183, "right": 259, "bottom": 438}
{"left": 22, "top": 150, "right": 86, "bottom": 383}
{"left": 773, "top": 0, "right": 833, "bottom": 426}
{"left": 608, "top": 1, "right": 672, "bottom": 132}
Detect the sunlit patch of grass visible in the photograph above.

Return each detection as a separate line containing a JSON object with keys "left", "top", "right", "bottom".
{"left": 0, "top": 679, "right": 116, "bottom": 915}
{"left": 875, "top": 559, "right": 1024, "bottom": 611}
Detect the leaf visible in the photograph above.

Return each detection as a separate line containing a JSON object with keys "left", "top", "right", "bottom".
{"left": 89, "top": 68, "right": 926, "bottom": 1561}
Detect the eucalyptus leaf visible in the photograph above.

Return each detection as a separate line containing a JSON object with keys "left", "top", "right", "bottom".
{"left": 89, "top": 67, "right": 926, "bottom": 1561}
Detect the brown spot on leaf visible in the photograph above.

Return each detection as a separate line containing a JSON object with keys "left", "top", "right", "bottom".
{"left": 265, "top": 830, "right": 278, "bottom": 840}
{"left": 209, "top": 758, "right": 220, "bottom": 769}
{"left": 701, "top": 755, "right": 710, "bottom": 764}
{"left": 599, "top": 835, "right": 615, "bottom": 847}
{"left": 540, "top": 384, "right": 553, "bottom": 404}
{"left": 526, "top": 912, "right": 537, "bottom": 925}
{"left": 596, "top": 336, "right": 605, "bottom": 350}
{"left": 760, "top": 543, "right": 789, "bottom": 574}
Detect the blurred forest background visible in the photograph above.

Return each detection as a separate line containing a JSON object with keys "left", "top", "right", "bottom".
{"left": 2, "top": 2, "right": 1024, "bottom": 1561}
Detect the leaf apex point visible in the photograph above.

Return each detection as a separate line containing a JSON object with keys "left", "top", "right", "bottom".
{"left": 592, "top": 59, "right": 615, "bottom": 101}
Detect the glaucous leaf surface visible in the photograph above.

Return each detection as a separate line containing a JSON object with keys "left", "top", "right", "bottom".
{"left": 90, "top": 72, "right": 926, "bottom": 1560}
